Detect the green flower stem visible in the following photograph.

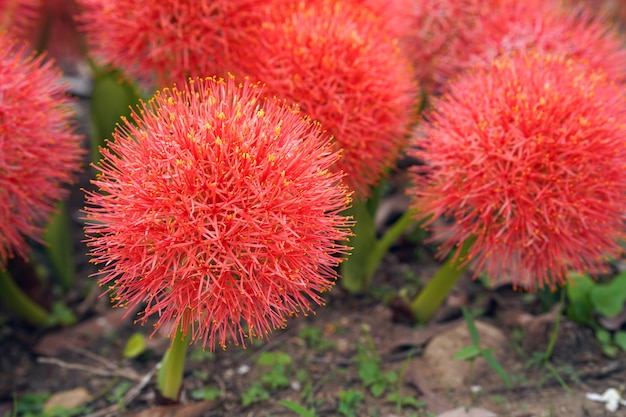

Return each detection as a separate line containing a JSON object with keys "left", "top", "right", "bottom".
{"left": 0, "top": 268, "right": 51, "bottom": 327}
{"left": 157, "top": 322, "right": 191, "bottom": 402}
{"left": 410, "top": 236, "right": 477, "bottom": 323}
{"left": 364, "top": 209, "right": 419, "bottom": 284}
{"left": 43, "top": 201, "right": 74, "bottom": 291}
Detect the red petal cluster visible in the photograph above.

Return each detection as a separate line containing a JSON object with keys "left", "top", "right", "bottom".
{"left": 0, "top": 34, "right": 84, "bottom": 265}
{"left": 84, "top": 76, "right": 352, "bottom": 350}
{"left": 0, "top": 0, "right": 40, "bottom": 38}
{"left": 409, "top": 53, "right": 626, "bottom": 289}
{"left": 75, "top": 0, "right": 263, "bottom": 88}
{"left": 229, "top": 0, "right": 417, "bottom": 197}
{"left": 410, "top": 0, "right": 626, "bottom": 92}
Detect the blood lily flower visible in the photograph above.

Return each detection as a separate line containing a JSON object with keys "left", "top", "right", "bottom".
{"left": 230, "top": 0, "right": 417, "bottom": 197}
{"left": 76, "top": 0, "right": 263, "bottom": 88}
{"left": 410, "top": 0, "right": 626, "bottom": 92}
{"left": 84, "top": 76, "right": 352, "bottom": 352}
{"left": 410, "top": 52, "right": 626, "bottom": 297}
{"left": 0, "top": 33, "right": 83, "bottom": 265}
{"left": 0, "top": 0, "right": 40, "bottom": 38}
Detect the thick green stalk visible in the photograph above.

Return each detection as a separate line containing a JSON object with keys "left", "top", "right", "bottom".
{"left": 364, "top": 209, "right": 418, "bottom": 284}
{"left": 410, "top": 236, "right": 476, "bottom": 323}
{"left": 43, "top": 201, "right": 74, "bottom": 291}
{"left": 157, "top": 322, "right": 191, "bottom": 401}
{"left": 0, "top": 268, "right": 51, "bottom": 327}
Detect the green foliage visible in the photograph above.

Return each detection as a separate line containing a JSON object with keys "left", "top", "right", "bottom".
{"left": 257, "top": 351, "right": 293, "bottom": 390}
{"left": 455, "top": 307, "right": 512, "bottom": 388}
{"left": 123, "top": 332, "right": 146, "bottom": 359}
{"left": 566, "top": 272, "right": 626, "bottom": 356}
{"left": 356, "top": 338, "right": 397, "bottom": 398}
{"left": 279, "top": 400, "right": 318, "bottom": 417}
{"left": 337, "top": 389, "right": 364, "bottom": 417}
{"left": 11, "top": 393, "right": 92, "bottom": 417}
{"left": 190, "top": 386, "right": 221, "bottom": 401}
{"left": 241, "top": 382, "right": 270, "bottom": 407}
{"left": 298, "top": 326, "right": 336, "bottom": 350}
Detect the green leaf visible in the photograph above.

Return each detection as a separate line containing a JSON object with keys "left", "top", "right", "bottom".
{"left": 481, "top": 349, "right": 512, "bottom": 388}
{"left": 590, "top": 272, "right": 626, "bottom": 318}
{"left": 565, "top": 273, "right": 595, "bottom": 324}
{"left": 461, "top": 306, "right": 481, "bottom": 345}
{"left": 279, "top": 400, "right": 318, "bottom": 417}
{"left": 614, "top": 331, "right": 626, "bottom": 351}
{"left": 257, "top": 351, "right": 292, "bottom": 366}
{"left": 358, "top": 361, "right": 381, "bottom": 386}
{"left": 42, "top": 202, "right": 74, "bottom": 291}
{"left": 190, "top": 386, "right": 221, "bottom": 401}
{"left": 48, "top": 302, "right": 77, "bottom": 327}
{"left": 453, "top": 345, "right": 481, "bottom": 361}
{"left": 370, "top": 382, "right": 387, "bottom": 398}
{"left": 123, "top": 332, "right": 146, "bottom": 359}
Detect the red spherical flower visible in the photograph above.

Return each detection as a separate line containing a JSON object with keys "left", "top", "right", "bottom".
{"left": 76, "top": 0, "right": 264, "bottom": 87}
{"left": 0, "top": 0, "right": 40, "bottom": 38}
{"left": 409, "top": 53, "right": 626, "bottom": 289}
{"left": 84, "top": 76, "right": 352, "bottom": 350}
{"left": 230, "top": 0, "right": 417, "bottom": 197}
{"left": 410, "top": 0, "right": 626, "bottom": 92}
{"left": 468, "top": 0, "right": 626, "bottom": 84}
{"left": 0, "top": 33, "right": 84, "bottom": 265}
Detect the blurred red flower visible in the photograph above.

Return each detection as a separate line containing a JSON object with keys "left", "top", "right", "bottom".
{"left": 409, "top": 0, "right": 626, "bottom": 92}
{"left": 76, "top": 0, "right": 263, "bottom": 87}
{"left": 84, "top": 76, "right": 352, "bottom": 350}
{"left": 0, "top": 33, "right": 84, "bottom": 265}
{"left": 0, "top": 0, "right": 40, "bottom": 38}
{"left": 229, "top": 0, "right": 417, "bottom": 197}
{"left": 409, "top": 53, "right": 626, "bottom": 289}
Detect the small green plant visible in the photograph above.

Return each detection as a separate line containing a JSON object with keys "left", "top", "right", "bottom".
{"left": 190, "top": 386, "right": 221, "bottom": 401}
{"left": 298, "top": 325, "right": 336, "bottom": 350}
{"left": 257, "top": 351, "right": 293, "bottom": 390}
{"left": 337, "top": 389, "right": 364, "bottom": 417}
{"left": 454, "top": 306, "right": 512, "bottom": 388}
{"left": 279, "top": 399, "right": 318, "bottom": 417}
{"left": 356, "top": 336, "right": 398, "bottom": 398}
{"left": 241, "top": 382, "right": 270, "bottom": 407}
{"left": 566, "top": 272, "right": 626, "bottom": 357}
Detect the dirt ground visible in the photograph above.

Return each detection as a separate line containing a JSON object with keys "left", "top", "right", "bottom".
{"left": 1, "top": 179, "right": 626, "bottom": 417}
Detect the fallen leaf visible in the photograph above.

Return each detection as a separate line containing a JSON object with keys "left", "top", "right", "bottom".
{"left": 437, "top": 407, "right": 497, "bottom": 417}
{"left": 43, "top": 387, "right": 90, "bottom": 411}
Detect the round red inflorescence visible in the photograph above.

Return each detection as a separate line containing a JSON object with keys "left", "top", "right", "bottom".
{"left": 0, "top": 33, "right": 84, "bottom": 265}
{"left": 408, "top": 0, "right": 626, "bottom": 93}
{"left": 0, "top": 0, "right": 40, "bottom": 38}
{"left": 84, "top": 76, "right": 352, "bottom": 351}
{"left": 409, "top": 53, "right": 626, "bottom": 289}
{"left": 229, "top": 0, "right": 417, "bottom": 198}
{"left": 75, "top": 0, "right": 264, "bottom": 88}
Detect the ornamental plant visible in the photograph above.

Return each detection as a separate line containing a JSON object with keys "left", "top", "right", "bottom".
{"left": 230, "top": 0, "right": 417, "bottom": 197}
{"left": 76, "top": 0, "right": 264, "bottom": 88}
{"left": 0, "top": 0, "right": 40, "bottom": 38}
{"left": 0, "top": 32, "right": 84, "bottom": 325}
{"left": 408, "top": 52, "right": 626, "bottom": 323}
{"left": 409, "top": 0, "right": 626, "bottom": 93}
{"left": 227, "top": 0, "right": 418, "bottom": 293}
{"left": 83, "top": 75, "right": 352, "bottom": 401}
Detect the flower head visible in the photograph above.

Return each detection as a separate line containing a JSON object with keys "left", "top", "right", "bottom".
{"left": 409, "top": 53, "right": 626, "bottom": 289}
{"left": 84, "top": 76, "right": 352, "bottom": 350}
{"left": 0, "top": 0, "right": 40, "bottom": 38}
{"left": 410, "top": 0, "right": 626, "bottom": 92}
{"left": 230, "top": 0, "right": 417, "bottom": 197}
{"left": 0, "top": 33, "right": 84, "bottom": 265}
{"left": 76, "top": 0, "right": 264, "bottom": 87}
